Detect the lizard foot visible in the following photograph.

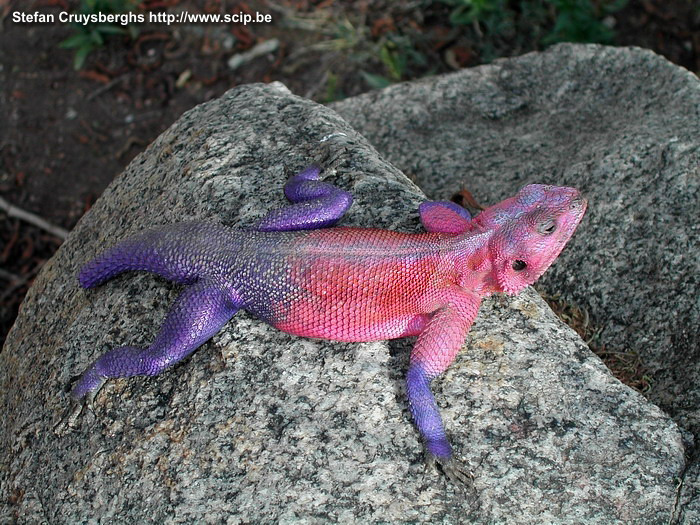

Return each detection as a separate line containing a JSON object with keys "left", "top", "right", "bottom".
{"left": 54, "top": 396, "right": 87, "bottom": 436}
{"left": 430, "top": 454, "right": 473, "bottom": 485}
{"left": 53, "top": 381, "right": 103, "bottom": 436}
{"left": 429, "top": 454, "right": 479, "bottom": 503}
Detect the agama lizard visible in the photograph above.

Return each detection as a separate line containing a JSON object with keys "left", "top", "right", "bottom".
{"left": 60, "top": 165, "right": 586, "bottom": 481}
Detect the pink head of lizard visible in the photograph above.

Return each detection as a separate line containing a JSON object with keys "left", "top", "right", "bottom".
{"left": 473, "top": 184, "right": 587, "bottom": 296}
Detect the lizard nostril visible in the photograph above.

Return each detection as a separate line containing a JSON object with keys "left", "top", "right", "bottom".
{"left": 570, "top": 197, "right": 584, "bottom": 210}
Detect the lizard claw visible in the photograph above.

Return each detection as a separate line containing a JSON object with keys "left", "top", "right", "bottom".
{"left": 54, "top": 397, "right": 85, "bottom": 436}
{"left": 429, "top": 454, "right": 473, "bottom": 485}
{"left": 428, "top": 454, "right": 479, "bottom": 502}
{"left": 53, "top": 387, "right": 100, "bottom": 436}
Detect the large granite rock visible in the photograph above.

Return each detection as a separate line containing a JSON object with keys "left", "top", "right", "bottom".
{"left": 0, "top": 79, "right": 686, "bottom": 522}
{"left": 332, "top": 42, "right": 700, "bottom": 522}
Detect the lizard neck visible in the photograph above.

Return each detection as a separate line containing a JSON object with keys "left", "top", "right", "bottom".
{"left": 439, "top": 227, "right": 500, "bottom": 297}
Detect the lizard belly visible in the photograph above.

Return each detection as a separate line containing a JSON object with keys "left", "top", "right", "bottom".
{"left": 273, "top": 251, "right": 438, "bottom": 342}
{"left": 276, "top": 309, "right": 430, "bottom": 342}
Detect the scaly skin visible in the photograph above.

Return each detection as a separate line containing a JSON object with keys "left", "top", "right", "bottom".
{"left": 62, "top": 165, "right": 587, "bottom": 479}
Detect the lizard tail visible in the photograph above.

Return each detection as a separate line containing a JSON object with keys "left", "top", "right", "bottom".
{"left": 78, "top": 223, "right": 213, "bottom": 288}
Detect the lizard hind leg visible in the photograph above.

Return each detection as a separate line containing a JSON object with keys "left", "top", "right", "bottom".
{"left": 418, "top": 201, "right": 472, "bottom": 234}
{"left": 70, "top": 279, "right": 240, "bottom": 401}
{"left": 256, "top": 165, "right": 353, "bottom": 231}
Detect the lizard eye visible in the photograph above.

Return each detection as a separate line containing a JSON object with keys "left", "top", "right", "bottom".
{"left": 512, "top": 260, "right": 527, "bottom": 271}
{"left": 538, "top": 218, "right": 557, "bottom": 235}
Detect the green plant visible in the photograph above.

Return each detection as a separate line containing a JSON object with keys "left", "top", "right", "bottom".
{"left": 362, "top": 33, "right": 428, "bottom": 90}
{"left": 440, "top": 0, "right": 504, "bottom": 25}
{"left": 439, "top": 0, "right": 628, "bottom": 49}
{"left": 361, "top": 71, "right": 393, "bottom": 90}
{"left": 380, "top": 34, "right": 427, "bottom": 81}
{"left": 544, "top": 0, "right": 628, "bottom": 44}
{"left": 322, "top": 71, "right": 346, "bottom": 102}
{"left": 60, "top": 0, "right": 139, "bottom": 69}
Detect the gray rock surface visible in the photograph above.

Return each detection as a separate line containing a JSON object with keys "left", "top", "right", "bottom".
{"left": 0, "top": 79, "right": 686, "bottom": 522}
{"left": 333, "top": 43, "right": 700, "bottom": 522}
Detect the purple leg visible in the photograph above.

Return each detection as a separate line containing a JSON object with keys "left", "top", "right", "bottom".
{"left": 407, "top": 361, "right": 473, "bottom": 483}
{"left": 257, "top": 165, "right": 353, "bottom": 231}
{"left": 71, "top": 280, "right": 240, "bottom": 399}
{"left": 407, "top": 364, "right": 452, "bottom": 458}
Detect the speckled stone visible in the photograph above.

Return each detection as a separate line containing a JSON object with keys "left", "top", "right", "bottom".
{"left": 0, "top": 77, "right": 685, "bottom": 523}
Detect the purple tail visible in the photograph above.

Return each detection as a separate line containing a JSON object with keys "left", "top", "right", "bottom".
{"left": 78, "top": 222, "right": 224, "bottom": 288}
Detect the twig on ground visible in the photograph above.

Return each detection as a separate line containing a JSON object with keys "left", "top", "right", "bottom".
{"left": 0, "top": 267, "right": 21, "bottom": 282}
{"left": 0, "top": 196, "right": 69, "bottom": 240}
{"left": 86, "top": 75, "right": 126, "bottom": 101}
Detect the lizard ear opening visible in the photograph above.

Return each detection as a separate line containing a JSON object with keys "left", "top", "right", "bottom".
{"left": 496, "top": 257, "right": 533, "bottom": 295}
{"left": 419, "top": 201, "right": 472, "bottom": 234}
{"left": 512, "top": 260, "right": 527, "bottom": 271}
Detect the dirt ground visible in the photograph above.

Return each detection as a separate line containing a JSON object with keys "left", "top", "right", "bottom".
{"left": 1, "top": 0, "right": 699, "bottom": 347}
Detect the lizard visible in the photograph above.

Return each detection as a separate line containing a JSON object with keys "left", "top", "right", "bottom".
{"left": 59, "top": 165, "right": 586, "bottom": 482}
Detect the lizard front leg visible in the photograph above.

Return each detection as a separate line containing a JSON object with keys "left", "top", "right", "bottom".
{"left": 407, "top": 286, "right": 481, "bottom": 482}
{"left": 257, "top": 165, "right": 353, "bottom": 231}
